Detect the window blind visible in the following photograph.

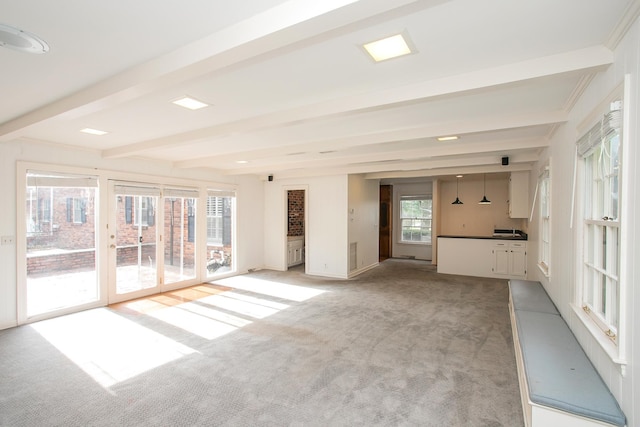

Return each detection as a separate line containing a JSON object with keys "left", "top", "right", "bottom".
{"left": 576, "top": 108, "right": 622, "bottom": 158}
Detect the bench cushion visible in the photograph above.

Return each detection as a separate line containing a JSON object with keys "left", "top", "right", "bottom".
{"left": 509, "top": 280, "right": 560, "bottom": 315}
{"left": 515, "top": 310, "right": 626, "bottom": 427}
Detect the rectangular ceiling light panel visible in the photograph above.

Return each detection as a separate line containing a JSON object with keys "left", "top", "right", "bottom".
{"left": 80, "top": 128, "right": 109, "bottom": 136}
{"left": 363, "top": 34, "right": 412, "bottom": 62}
{"left": 172, "top": 96, "right": 209, "bottom": 110}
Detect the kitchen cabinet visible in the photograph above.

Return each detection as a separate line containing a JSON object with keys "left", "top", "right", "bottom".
{"left": 509, "top": 172, "right": 529, "bottom": 218}
{"left": 438, "top": 237, "right": 527, "bottom": 279}
{"left": 492, "top": 241, "right": 526, "bottom": 278}
{"left": 287, "top": 237, "right": 304, "bottom": 267}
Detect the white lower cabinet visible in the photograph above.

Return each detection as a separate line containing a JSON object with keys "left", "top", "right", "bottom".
{"left": 438, "top": 237, "right": 526, "bottom": 279}
{"left": 287, "top": 237, "right": 304, "bottom": 267}
{"left": 492, "top": 241, "right": 526, "bottom": 278}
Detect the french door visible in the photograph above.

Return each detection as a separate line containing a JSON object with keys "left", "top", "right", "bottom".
{"left": 108, "top": 182, "right": 202, "bottom": 303}
{"left": 108, "top": 183, "right": 161, "bottom": 303}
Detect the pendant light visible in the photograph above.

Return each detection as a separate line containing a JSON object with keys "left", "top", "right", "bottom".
{"left": 479, "top": 174, "right": 491, "bottom": 205}
{"left": 452, "top": 176, "right": 463, "bottom": 204}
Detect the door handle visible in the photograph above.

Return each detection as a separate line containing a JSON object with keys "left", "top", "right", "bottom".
{"left": 139, "top": 236, "right": 143, "bottom": 243}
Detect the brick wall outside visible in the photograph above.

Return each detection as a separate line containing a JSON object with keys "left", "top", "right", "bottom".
{"left": 163, "top": 198, "right": 196, "bottom": 268}
{"left": 27, "top": 249, "right": 96, "bottom": 276}
{"left": 26, "top": 188, "right": 231, "bottom": 276}
{"left": 288, "top": 190, "right": 304, "bottom": 236}
{"left": 27, "top": 187, "right": 96, "bottom": 251}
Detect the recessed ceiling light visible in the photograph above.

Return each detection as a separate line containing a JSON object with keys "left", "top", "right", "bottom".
{"left": 172, "top": 96, "right": 209, "bottom": 110}
{"left": 0, "top": 23, "right": 49, "bottom": 54}
{"left": 456, "top": 175, "right": 464, "bottom": 178}
{"left": 236, "top": 160, "right": 248, "bottom": 164}
{"left": 80, "top": 128, "right": 109, "bottom": 136}
{"left": 437, "top": 136, "right": 459, "bottom": 141}
{"left": 363, "top": 33, "right": 412, "bottom": 62}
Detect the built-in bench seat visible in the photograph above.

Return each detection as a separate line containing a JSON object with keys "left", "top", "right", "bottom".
{"left": 508, "top": 280, "right": 626, "bottom": 427}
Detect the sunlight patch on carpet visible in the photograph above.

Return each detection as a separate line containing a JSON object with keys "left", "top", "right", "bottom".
{"left": 213, "top": 276, "right": 327, "bottom": 302}
{"left": 31, "top": 308, "right": 197, "bottom": 389}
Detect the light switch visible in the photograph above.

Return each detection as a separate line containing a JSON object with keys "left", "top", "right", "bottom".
{"left": 1, "top": 235, "right": 15, "bottom": 245}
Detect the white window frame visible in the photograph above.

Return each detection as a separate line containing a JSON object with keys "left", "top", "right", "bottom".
{"left": 206, "top": 196, "right": 224, "bottom": 245}
{"left": 399, "top": 195, "right": 432, "bottom": 245}
{"left": 538, "top": 166, "right": 550, "bottom": 277}
{"left": 581, "top": 132, "right": 620, "bottom": 338}
{"left": 573, "top": 87, "right": 628, "bottom": 365}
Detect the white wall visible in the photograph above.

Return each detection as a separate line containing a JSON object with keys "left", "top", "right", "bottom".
{"left": 263, "top": 175, "right": 349, "bottom": 278}
{"left": 529, "top": 16, "right": 640, "bottom": 426}
{"left": 347, "top": 175, "right": 379, "bottom": 276}
{"left": 0, "top": 140, "right": 264, "bottom": 329}
{"left": 392, "top": 182, "right": 433, "bottom": 260}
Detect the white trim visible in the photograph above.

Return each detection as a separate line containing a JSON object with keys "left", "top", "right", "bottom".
{"left": 571, "top": 304, "right": 626, "bottom": 365}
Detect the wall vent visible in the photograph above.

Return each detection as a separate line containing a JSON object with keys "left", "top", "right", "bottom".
{"left": 350, "top": 242, "right": 357, "bottom": 272}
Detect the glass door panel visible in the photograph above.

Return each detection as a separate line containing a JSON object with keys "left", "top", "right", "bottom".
{"left": 206, "top": 192, "right": 235, "bottom": 278}
{"left": 163, "top": 191, "right": 198, "bottom": 285}
{"left": 110, "top": 184, "right": 160, "bottom": 301}
{"left": 25, "top": 171, "right": 99, "bottom": 317}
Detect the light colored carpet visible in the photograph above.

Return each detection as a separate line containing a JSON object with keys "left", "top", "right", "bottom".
{"left": 0, "top": 259, "right": 523, "bottom": 426}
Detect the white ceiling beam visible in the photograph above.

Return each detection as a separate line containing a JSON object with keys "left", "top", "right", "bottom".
{"left": 365, "top": 163, "right": 533, "bottom": 180}
{"left": 173, "top": 111, "right": 559, "bottom": 169}
{"left": 217, "top": 137, "right": 547, "bottom": 175}
{"left": 103, "top": 45, "right": 610, "bottom": 159}
{"left": 259, "top": 160, "right": 534, "bottom": 181}
{"left": 228, "top": 150, "right": 540, "bottom": 179}
{"left": 1, "top": 0, "right": 435, "bottom": 142}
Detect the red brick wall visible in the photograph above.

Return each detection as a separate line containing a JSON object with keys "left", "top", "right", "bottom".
{"left": 27, "top": 187, "right": 96, "bottom": 251}
{"left": 287, "top": 190, "right": 304, "bottom": 236}
{"left": 163, "top": 198, "right": 196, "bottom": 268}
{"left": 27, "top": 250, "right": 96, "bottom": 275}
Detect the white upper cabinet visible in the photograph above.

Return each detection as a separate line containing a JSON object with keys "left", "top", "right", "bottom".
{"left": 509, "top": 172, "right": 529, "bottom": 218}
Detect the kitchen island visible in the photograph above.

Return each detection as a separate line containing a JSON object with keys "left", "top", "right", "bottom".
{"left": 437, "top": 232, "right": 527, "bottom": 279}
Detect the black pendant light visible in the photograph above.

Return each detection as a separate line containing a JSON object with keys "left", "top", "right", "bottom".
{"left": 479, "top": 174, "right": 491, "bottom": 205}
{"left": 452, "top": 176, "right": 463, "bottom": 204}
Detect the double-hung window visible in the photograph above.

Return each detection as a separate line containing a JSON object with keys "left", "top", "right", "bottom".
{"left": 577, "top": 102, "right": 622, "bottom": 344}
{"left": 400, "top": 195, "right": 432, "bottom": 243}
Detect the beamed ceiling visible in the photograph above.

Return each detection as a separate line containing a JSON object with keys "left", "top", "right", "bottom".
{"left": 1, "top": 0, "right": 638, "bottom": 180}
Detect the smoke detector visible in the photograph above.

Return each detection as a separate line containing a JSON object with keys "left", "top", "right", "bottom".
{"left": 0, "top": 23, "right": 49, "bottom": 54}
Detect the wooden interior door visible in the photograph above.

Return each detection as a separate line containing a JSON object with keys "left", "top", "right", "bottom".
{"left": 379, "top": 185, "right": 392, "bottom": 260}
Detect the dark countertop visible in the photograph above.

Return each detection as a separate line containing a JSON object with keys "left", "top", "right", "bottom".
{"left": 438, "top": 234, "right": 528, "bottom": 241}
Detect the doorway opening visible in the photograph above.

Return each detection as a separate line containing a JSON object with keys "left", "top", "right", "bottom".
{"left": 286, "top": 189, "right": 305, "bottom": 270}
{"left": 379, "top": 185, "right": 392, "bottom": 261}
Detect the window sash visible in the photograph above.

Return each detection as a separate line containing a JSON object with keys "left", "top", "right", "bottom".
{"left": 579, "top": 106, "right": 622, "bottom": 342}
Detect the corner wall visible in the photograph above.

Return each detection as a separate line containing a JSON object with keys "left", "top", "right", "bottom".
{"left": 347, "top": 175, "right": 379, "bottom": 275}
{"left": 263, "top": 175, "right": 349, "bottom": 278}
